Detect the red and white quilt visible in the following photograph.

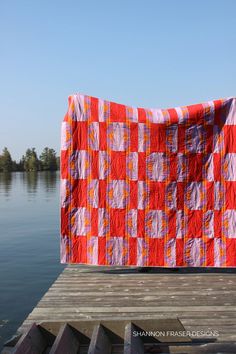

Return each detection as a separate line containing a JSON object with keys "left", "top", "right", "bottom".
{"left": 61, "top": 94, "right": 236, "bottom": 267}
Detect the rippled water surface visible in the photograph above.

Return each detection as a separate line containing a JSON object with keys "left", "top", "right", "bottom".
{"left": 0, "top": 171, "right": 64, "bottom": 348}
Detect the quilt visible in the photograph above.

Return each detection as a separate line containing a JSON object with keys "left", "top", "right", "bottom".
{"left": 61, "top": 94, "right": 236, "bottom": 267}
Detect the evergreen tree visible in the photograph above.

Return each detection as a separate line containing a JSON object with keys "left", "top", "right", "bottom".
{"left": 0, "top": 147, "right": 59, "bottom": 172}
{"left": 0, "top": 147, "right": 13, "bottom": 172}
{"left": 17, "top": 156, "right": 26, "bottom": 171}
{"left": 40, "top": 147, "right": 57, "bottom": 171}
{"left": 23, "top": 148, "right": 40, "bottom": 171}
{"left": 11, "top": 160, "right": 18, "bottom": 171}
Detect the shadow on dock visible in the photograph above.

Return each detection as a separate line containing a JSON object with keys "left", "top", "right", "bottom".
{"left": 83, "top": 266, "right": 236, "bottom": 275}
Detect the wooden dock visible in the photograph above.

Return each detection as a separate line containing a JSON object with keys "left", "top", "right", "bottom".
{"left": 2, "top": 266, "right": 236, "bottom": 353}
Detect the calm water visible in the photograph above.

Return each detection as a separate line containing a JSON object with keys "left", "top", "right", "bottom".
{"left": 0, "top": 171, "right": 65, "bottom": 348}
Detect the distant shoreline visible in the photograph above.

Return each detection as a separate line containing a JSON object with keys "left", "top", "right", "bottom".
{"left": 0, "top": 170, "right": 59, "bottom": 173}
{"left": 0, "top": 147, "right": 59, "bottom": 173}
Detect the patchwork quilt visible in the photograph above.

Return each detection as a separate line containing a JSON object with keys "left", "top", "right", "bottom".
{"left": 61, "top": 94, "right": 236, "bottom": 267}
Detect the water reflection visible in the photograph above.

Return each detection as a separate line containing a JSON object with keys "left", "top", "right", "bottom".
{"left": 23, "top": 171, "right": 38, "bottom": 194}
{"left": 0, "top": 171, "right": 59, "bottom": 198}
{"left": 0, "top": 173, "right": 12, "bottom": 197}
{"left": 42, "top": 171, "right": 58, "bottom": 193}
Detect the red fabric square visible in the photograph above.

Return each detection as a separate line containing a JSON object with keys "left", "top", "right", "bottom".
{"left": 177, "top": 182, "right": 185, "bottom": 210}
{"left": 130, "top": 123, "right": 138, "bottom": 152}
{"left": 206, "top": 239, "right": 214, "bottom": 266}
{"left": 98, "top": 180, "right": 107, "bottom": 208}
{"left": 169, "top": 154, "right": 177, "bottom": 181}
{"left": 61, "top": 150, "right": 68, "bottom": 179}
{"left": 90, "top": 150, "right": 99, "bottom": 179}
{"left": 91, "top": 208, "right": 98, "bottom": 237}
{"left": 72, "top": 236, "right": 87, "bottom": 263}
{"left": 72, "top": 179, "right": 87, "bottom": 207}
{"left": 110, "top": 209, "right": 126, "bottom": 237}
{"left": 214, "top": 211, "right": 222, "bottom": 238}
{"left": 111, "top": 151, "right": 126, "bottom": 180}
{"left": 150, "top": 123, "right": 166, "bottom": 152}
{"left": 61, "top": 207, "right": 69, "bottom": 236}
{"left": 176, "top": 239, "right": 184, "bottom": 266}
{"left": 137, "top": 210, "right": 145, "bottom": 237}
{"left": 149, "top": 182, "right": 165, "bottom": 209}
{"left": 128, "top": 238, "right": 137, "bottom": 265}
{"left": 225, "top": 182, "right": 236, "bottom": 209}
{"left": 214, "top": 99, "right": 224, "bottom": 126}
{"left": 226, "top": 239, "right": 236, "bottom": 266}
{"left": 148, "top": 239, "right": 164, "bottom": 266}
{"left": 187, "top": 153, "right": 203, "bottom": 181}
{"left": 138, "top": 108, "right": 146, "bottom": 123}
{"left": 138, "top": 152, "right": 146, "bottom": 180}
{"left": 129, "top": 181, "right": 138, "bottom": 209}
{"left": 72, "top": 121, "right": 88, "bottom": 150}
{"left": 178, "top": 126, "right": 186, "bottom": 153}
{"left": 90, "top": 96, "right": 98, "bottom": 122}
{"left": 187, "top": 210, "right": 203, "bottom": 238}
{"left": 168, "top": 211, "right": 176, "bottom": 238}
{"left": 187, "top": 104, "right": 204, "bottom": 125}
{"left": 205, "top": 126, "right": 213, "bottom": 153}
{"left": 167, "top": 108, "right": 178, "bottom": 124}
{"left": 206, "top": 182, "right": 214, "bottom": 209}
{"left": 224, "top": 126, "right": 236, "bottom": 153}
{"left": 110, "top": 102, "right": 126, "bottom": 122}
{"left": 214, "top": 153, "right": 221, "bottom": 181}
{"left": 99, "top": 122, "right": 107, "bottom": 150}
{"left": 98, "top": 237, "right": 106, "bottom": 265}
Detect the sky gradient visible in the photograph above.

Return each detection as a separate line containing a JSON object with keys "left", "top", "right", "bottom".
{"left": 0, "top": 0, "right": 235, "bottom": 160}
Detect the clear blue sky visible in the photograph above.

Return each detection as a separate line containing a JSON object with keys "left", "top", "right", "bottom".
{"left": 0, "top": 0, "right": 235, "bottom": 160}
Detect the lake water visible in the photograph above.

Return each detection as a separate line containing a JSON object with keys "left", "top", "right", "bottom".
{"left": 0, "top": 171, "right": 65, "bottom": 348}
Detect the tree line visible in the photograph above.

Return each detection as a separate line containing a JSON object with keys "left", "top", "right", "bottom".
{"left": 0, "top": 147, "right": 60, "bottom": 172}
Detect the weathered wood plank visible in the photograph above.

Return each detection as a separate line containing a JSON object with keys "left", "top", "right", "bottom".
{"left": 37, "top": 299, "right": 236, "bottom": 307}
{"left": 45, "top": 290, "right": 236, "bottom": 296}
{"left": 25, "top": 306, "right": 236, "bottom": 313}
